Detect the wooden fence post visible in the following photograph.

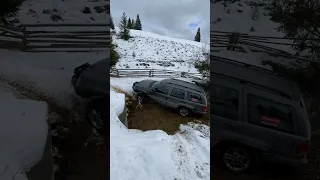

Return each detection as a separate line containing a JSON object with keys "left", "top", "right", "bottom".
{"left": 21, "top": 25, "right": 27, "bottom": 51}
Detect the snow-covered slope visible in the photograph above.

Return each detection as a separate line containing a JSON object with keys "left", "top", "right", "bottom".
{"left": 211, "top": 0, "right": 305, "bottom": 68}
{"left": 113, "top": 28, "right": 209, "bottom": 73}
{"left": 110, "top": 88, "right": 210, "bottom": 180}
{"left": 12, "top": 0, "right": 109, "bottom": 24}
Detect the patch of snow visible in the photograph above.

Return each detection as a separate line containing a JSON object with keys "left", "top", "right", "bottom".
{"left": 0, "top": 88, "right": 48, "bottom": 178}
{"left": 0, "top": 49, "right": 107, "bottom": 109}
{"left": 110, "top": 83, "right": 210, "bottom": 179}
{"left": 17, "top": 0, "right": 108, "bottom": 24}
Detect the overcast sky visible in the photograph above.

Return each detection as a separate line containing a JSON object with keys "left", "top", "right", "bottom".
{"left": 110, "top": 0, "right": 210, "bottom": 44}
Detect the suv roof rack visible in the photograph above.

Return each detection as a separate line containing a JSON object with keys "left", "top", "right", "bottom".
{"left": 211, "top": 55, "right": 289, "bottom": 79}
{"left": 164, "top": 78, "right": 204, "bottom": 93}
{"left": 211, "top": 55, "right": 300, "bottom": 101}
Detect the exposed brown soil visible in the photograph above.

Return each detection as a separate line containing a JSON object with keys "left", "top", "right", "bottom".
{"left": 127, "top": 100, "right": 210, "bottom": 135}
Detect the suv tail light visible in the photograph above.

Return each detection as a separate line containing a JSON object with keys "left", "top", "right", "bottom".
{"left": 294, "top": 142, "right": 309, "bottom": 158}
{"left": 202, "top": 106, "right": 207, "bottom": 112}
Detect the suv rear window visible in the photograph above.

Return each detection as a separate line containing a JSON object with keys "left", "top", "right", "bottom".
{"left": 247, "top": 94, "right": 294, "bottom": 134}
{"left": 187, "top": 92, "right": 202, "bottom": 104}
{"left": 211, "top": 84, "right": 239, "bottom": 120}
{"left": 170, "top": 87, "right": 185, "bottom": 99}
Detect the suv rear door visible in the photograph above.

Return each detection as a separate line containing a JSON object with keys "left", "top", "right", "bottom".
{"left": 242, "top": 85, "right": 307, "bottom": 158}
{"left": 211, "top": 76, "right": 243, "bottom": 141}
{"left": 166, "top": 87, "right": 186, "bottom": 109}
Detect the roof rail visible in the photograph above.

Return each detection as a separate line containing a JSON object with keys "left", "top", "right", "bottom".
{"left": 167, "top": 79, "right": 203, "bottom": 93}
{"left": 211, "top": 72, "right": 292, "bottom": 99}
{"left": 210, "top": 55, "right": 289, "bottom": 79}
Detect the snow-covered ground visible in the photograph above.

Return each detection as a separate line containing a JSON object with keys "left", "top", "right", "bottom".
{"left": 110, "top": 87, "right": 210, "bottom": 180}
{"left": 13, "top": 0, "right": 108, "bottom": 24}
{"left": 211, "top": 0, "right": 307, "bottom": 69}
{"left": 113, "top": 27, "right": 209, "bottom": 73}
{"left": 0, "top": 82, "right": 48, "bottom": 180}
{"left": 0, "top": 49, "right": 106, "bottom": 108}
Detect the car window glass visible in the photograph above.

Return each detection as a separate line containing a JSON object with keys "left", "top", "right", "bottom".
{"left": 211, "top": 84, "right": 239, "bottom": 120}
{"left": 170, "top": 87, "right": 185, "bottom": 99}
{"left": 187, "top": 92, "right": 202, "bottom": 104}
{"left": 247, "top": 94, "right": 294, "bottom": 134}
{"left": 154, "top": 85, "right": 170, "bottom": 95}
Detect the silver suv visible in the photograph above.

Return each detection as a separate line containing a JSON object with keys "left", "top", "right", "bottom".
{"left": 211, "top": 56, "right": 311, "bottom": 173}
{"left": 133, "top": 78, "right": 208, "bottom": 117}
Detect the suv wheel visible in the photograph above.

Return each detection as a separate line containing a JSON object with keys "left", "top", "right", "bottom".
{"left": 137, "top": 93, "right": 149, "bottom": 104}
{"left": 178, "top": 107, "right": 190, "bottom": 117}
{"left": 85, "top": 99, "right": 106, "bottom": 134}
{"left": 221, "top": 145, "right": 258, "bottom": 173}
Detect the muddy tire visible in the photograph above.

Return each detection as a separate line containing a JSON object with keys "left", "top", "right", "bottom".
{"left": 136, "top": 93, "right": 148, "bottom": 104}
{"left": 85, "top": 98, "right": 107, "bottom": 134}
{"left": 178, "top": 107, "right": 190, "bottom": 117}
{"left": 220, "top": 144, "right": 260, "bottom": 173}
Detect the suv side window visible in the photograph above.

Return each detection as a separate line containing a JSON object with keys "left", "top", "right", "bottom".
{"left": 155, "top": 85, "right": 170, "bottom": 95}
{"left": 187, "top": 92, "right": 202, "bottom": 104}
{"left": 170, "top": 87, "right": 185, "bottom": 99}
{"left": 247, "top": 94, "right": 294, "bottom": 134}
{"left": 211, "top": 84, "right": 239, "bottom": 120}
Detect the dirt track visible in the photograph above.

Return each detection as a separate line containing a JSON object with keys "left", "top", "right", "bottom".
{"left": 127, "top": 100, "right": 210, "bottom": 134}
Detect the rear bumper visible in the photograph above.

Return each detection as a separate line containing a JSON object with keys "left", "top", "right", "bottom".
{"left": 262, "top": 153, "right": 308, "bottom": 166}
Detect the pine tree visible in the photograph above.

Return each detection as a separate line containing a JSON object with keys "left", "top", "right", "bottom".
{"left": 270, "top": 0, "right": 320, "bottom": 55}
{"left": 131, "top": 19, "right": 135, "bottom": 28}
{"left": 110, "top": 37, "right": 119, "bottom": 67}
{"left": 134, "top": 14, "right": 142, "bottom": 30}
{"left": 0, "top": 0, "right": 24, "bottom": 25}
{"left": 110, "top": 15, "right": 115, "bottom": 30}
{"left": 194, "top": 27, "right": 201, "bottom": 42}
{"left": 119, "top": 12, "right": 130, "bottom": 40}
{"left": 127, "top": 17, "right": 132, "bottom": 29}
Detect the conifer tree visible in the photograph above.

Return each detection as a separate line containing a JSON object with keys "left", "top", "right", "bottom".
{"left": 134, "top": 14, "right": 142, "bottom": 30}
{"left": 127, "top": 17, "right": 132, "bottom": 29}
{"left": 0, "top": 0, "right": 24, "bottom": 25}
{"left": 110, "top": 15, "right": 115, "bottom": 29}
{"left": 119, "top": 12, "right": 130, "bottom": 40}
{"left": 194, "top": 27, "right": 201, "bottom": 42}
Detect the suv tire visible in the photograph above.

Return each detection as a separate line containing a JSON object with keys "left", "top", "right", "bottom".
{"left": 178, "top": 107, "right": 190, "bottom": 117}
{"left": 137, "top": 93, "right": 149, "bottom": 104}
{"left": 220, "top": 144, "right": 259, "bottom": 173}
{"left": 85, "top": 98, "right": 107, "bottom": 134}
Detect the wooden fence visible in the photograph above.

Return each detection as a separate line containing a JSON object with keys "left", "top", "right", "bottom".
{"left": 110, "top": 68, "right": 203, "bottom": 79}
{"left": 210, "top": 30, "right": 313, "bottom": 63}
{"left": 0, "top": 23, "right": 110, "bottom": 52}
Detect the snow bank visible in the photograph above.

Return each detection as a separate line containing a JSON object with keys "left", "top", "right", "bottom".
{"left": 110, "top": 80, "right": 210, "bottom": 180}
{"left": 0, "top": 89, "right": 48, "bottom": 179}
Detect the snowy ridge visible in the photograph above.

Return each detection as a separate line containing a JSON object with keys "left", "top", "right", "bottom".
{"left": 113, "top": 27, "right": 209, "bottom": 73}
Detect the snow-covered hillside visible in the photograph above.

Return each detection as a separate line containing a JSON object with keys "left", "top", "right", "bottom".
{"left": 211, "top": 0, "right": 307, "bottom": 68}
{"left": 113, "top": 28, "right": 209, "bottom": 73}
{"left": 12, "top": 0, "right": 109, "bottom": 24}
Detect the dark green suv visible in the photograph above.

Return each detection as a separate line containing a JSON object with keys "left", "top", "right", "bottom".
{"left": 211, "top": 56, "right": 311, "bottom": 173}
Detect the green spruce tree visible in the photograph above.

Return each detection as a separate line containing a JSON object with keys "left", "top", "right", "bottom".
{"left": 134, "top": 14, "right": 142, "bottom": 30}
{"left": 110, "top": 37, "right": 120, "bottom": 67}
{"left": 119, "top": 12, "right": 130, "bottom": 40}
{"left": 127, "top": 17, "right": 132, "bottom": 29}
{"left": 110, "top": 15, "right": 115, "bottom": 30}
{"left": 0, "top": 0, "right": 24, "bottom": 25}
{"left": 270, "top": 0, "right": 320, "bottom": 55}
{"left": 131, "top": 18, "right": 135, "bottom": 29}
{"left": 194, "top": 27, "right": 201, "bottom": 42}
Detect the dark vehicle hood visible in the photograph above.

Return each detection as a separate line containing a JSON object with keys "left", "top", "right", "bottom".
{"left": 134, "top": 80, "right": 156, "bottom": 92}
